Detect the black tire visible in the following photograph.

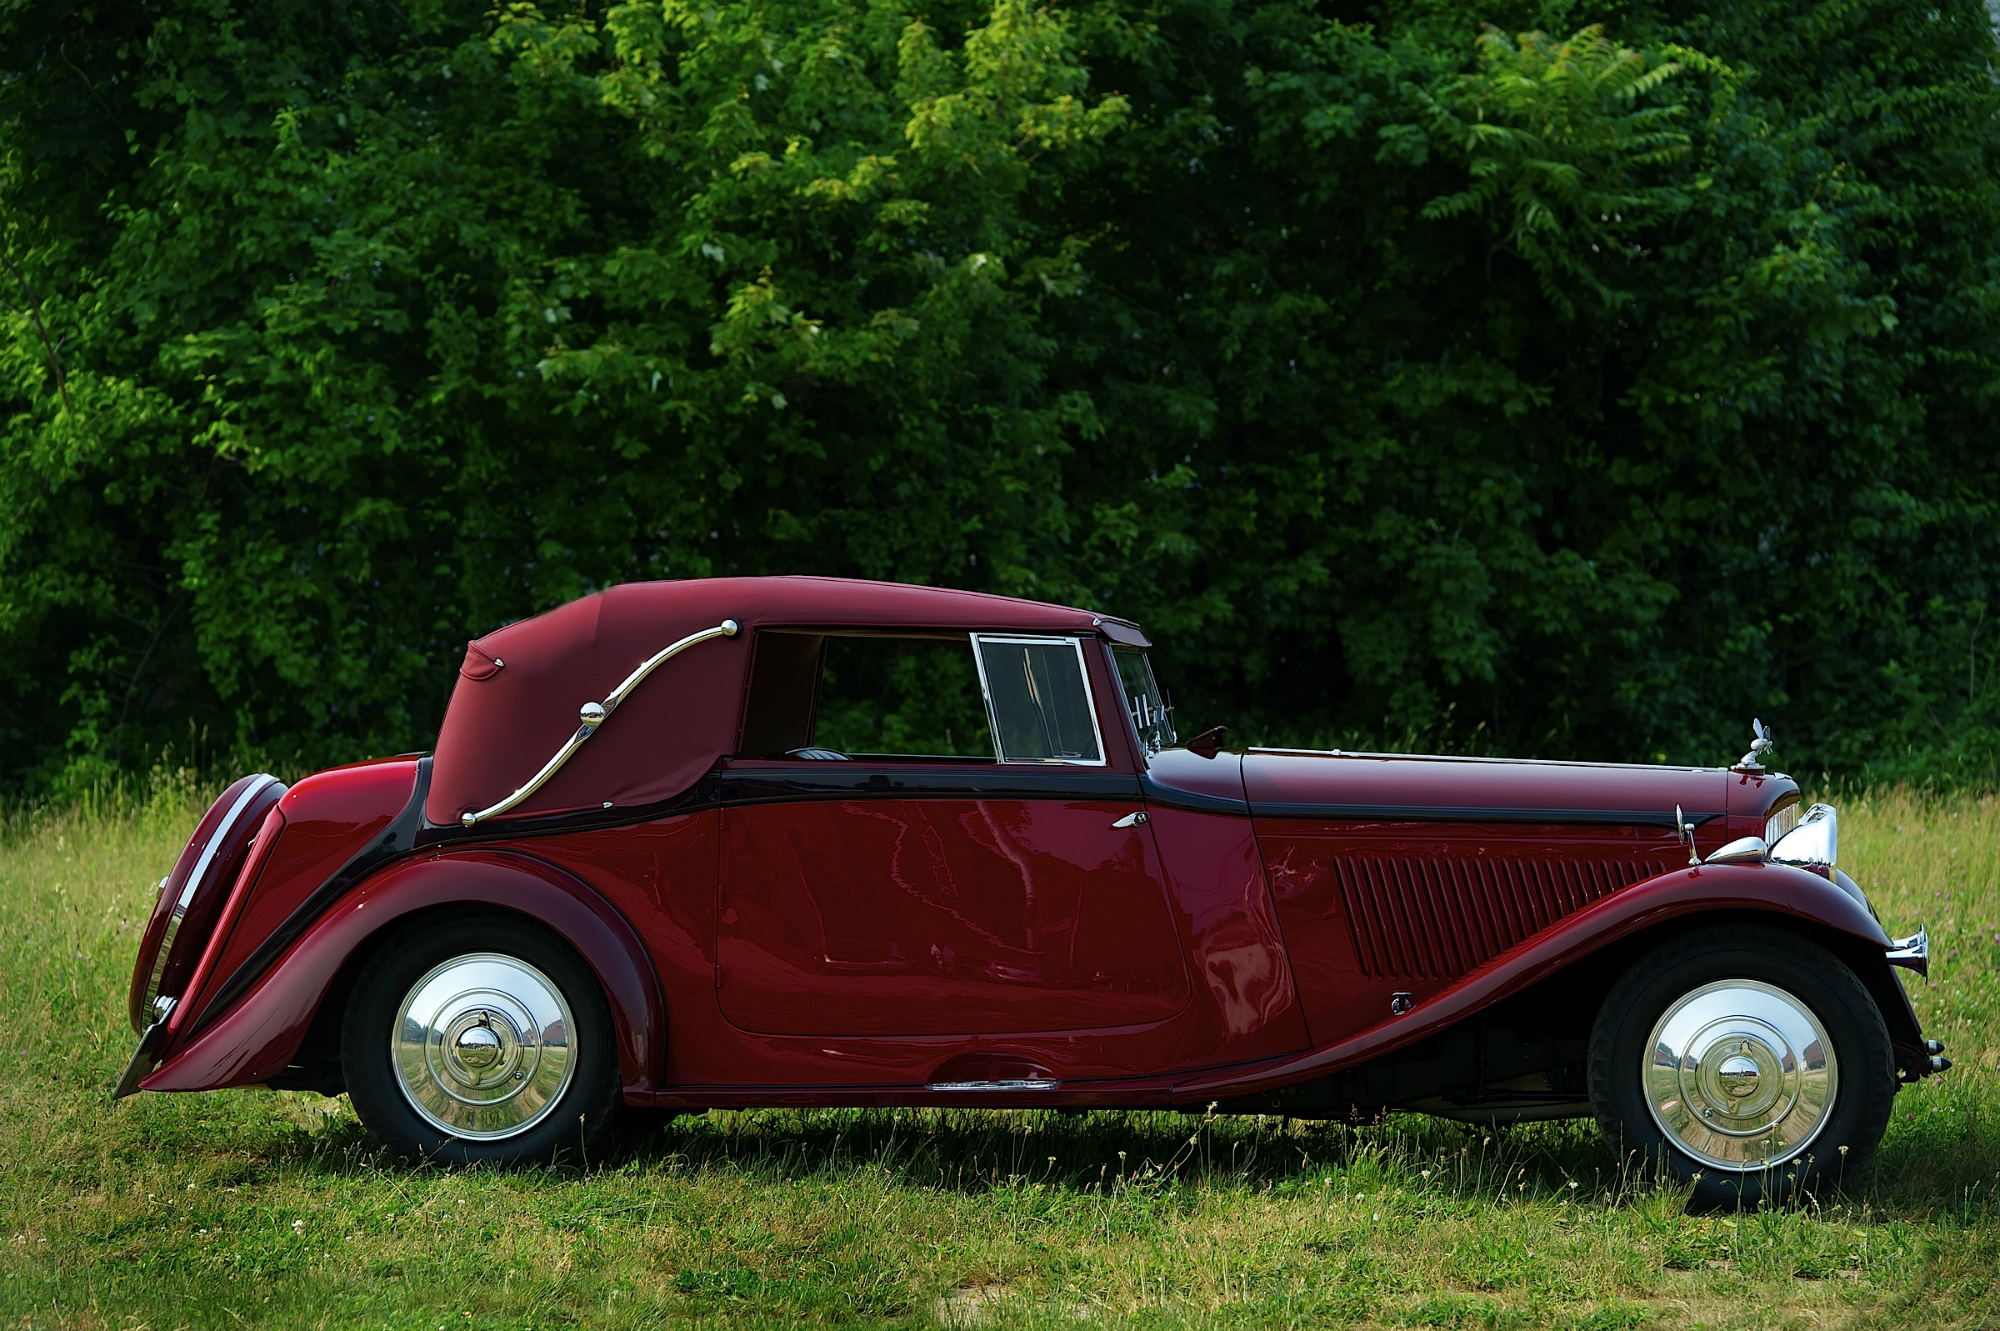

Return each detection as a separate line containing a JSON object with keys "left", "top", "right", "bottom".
{"left": 1588, "top": 925, "right": 1894, "bottom": 1211}
{"left": 341, "top": 912, "right": 623, "bottom": 1167}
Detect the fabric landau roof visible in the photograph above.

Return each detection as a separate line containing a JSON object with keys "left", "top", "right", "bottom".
{"left": 426, "top": 576, "right": 1125, "bottom": 827}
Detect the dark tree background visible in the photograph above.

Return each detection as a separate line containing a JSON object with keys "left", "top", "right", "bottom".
{"left": 3, "top": 0, "right": 1997, "bottom": 791}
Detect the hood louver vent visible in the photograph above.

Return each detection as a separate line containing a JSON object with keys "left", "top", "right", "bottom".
{"left": 1334, "top": 855, "right": 1668, "bottom": 979}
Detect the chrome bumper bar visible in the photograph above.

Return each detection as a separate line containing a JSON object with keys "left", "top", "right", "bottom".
{"left": 1886, "top": 926, "right": 1928, "bottom": 978}
{"left": 112, "top": 997, "right": 176, "bottom": 1099}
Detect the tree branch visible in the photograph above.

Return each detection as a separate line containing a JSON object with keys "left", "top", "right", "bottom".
{"left": 113, "top": 592, "right": 188, "bottom": 770}
{"left": 1, "top": 250, "right": 72, "bottom": 415}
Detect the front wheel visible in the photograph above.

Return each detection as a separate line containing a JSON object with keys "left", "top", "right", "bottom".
{"left": 1588, "top": 925, "right": 1894, "bottom": 1210}
{"left": 342, "top": 913, "right": 623, "bottom": 1166}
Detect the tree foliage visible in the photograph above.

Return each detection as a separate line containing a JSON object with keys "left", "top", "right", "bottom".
{"left": 2, "top": 0, "right": 1997, "bottom": 788}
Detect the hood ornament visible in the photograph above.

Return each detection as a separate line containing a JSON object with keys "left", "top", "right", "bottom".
{"left": 1734, "top": 718, "right": 1773, "bottom": 772}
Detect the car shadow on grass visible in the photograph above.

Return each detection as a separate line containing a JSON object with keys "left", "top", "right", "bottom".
{"left": 257, "top": 1079, "right": 1996, "bottom": 1219}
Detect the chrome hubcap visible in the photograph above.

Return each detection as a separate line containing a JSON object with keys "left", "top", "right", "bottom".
{"left": 393, "top": 953, "right": 576, "bottom": 1141}
{"left": 1644, "top": 978, "right": 1837, "bottom": 1172}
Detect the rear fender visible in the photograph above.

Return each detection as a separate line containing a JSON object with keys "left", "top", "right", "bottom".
{"left": 141, "top": 850, "right": 666, "bottom": 1097}
{"left": 1175, "top": 859, "right": 1895, "bottom": 1102}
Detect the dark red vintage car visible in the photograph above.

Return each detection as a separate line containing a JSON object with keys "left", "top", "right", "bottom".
{"left": 118, "top": 577, "right": 1941, "bottom": 1205}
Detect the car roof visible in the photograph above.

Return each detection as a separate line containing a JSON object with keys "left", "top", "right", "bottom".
{"left": 425, "top": 577, "right": 1138, "bottom": 826}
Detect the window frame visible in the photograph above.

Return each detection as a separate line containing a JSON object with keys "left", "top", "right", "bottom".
{"left": 967, "top": 633, "right": 1109, "bottom": 768}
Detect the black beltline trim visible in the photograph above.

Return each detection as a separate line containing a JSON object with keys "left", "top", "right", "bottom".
{"left": 186, "top": 752, "right": 1713, "bottom": 1042}
{"left": 189, "top": 758, "right": 435, "bottom": 1038}
{"left": 1140, "top": 775, "right": 1250, "bottom": 816}
{"left": 1247, "top": 802, "right": 1723, "bottom": 828}
{"left": 721, "top": 767, "right": 1143, "bottom": 804}
{"left": 416, "top": 774, "right": 722, "bottom": 848}
{"left": 181, "top": 759, "right": 1149, "bottom": 1044}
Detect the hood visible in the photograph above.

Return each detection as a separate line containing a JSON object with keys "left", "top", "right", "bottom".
{"left": 1242, "top": 749, "right": 1730, "bottom": 830}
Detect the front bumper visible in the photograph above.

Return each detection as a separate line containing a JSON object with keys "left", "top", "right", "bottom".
{"left": 1878, "top": 928, "right": 1951, "bottom": 1079}
{"left": 1886, "top": 926, "right": 1929, "bottom": 977}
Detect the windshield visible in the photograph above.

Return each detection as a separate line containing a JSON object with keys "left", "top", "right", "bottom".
{"left": 1111, "top": 647, "right": 1176, "bottom": 754}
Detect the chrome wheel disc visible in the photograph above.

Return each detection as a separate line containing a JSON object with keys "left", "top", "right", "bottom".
{"left": 1644, "top": 978, "right": 1837, "bottom": 1172}
{"left": 392, "top": 953, "right": 576, "bottom": 1141}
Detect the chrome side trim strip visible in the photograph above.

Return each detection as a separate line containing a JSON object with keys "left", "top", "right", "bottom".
{"left": 1247, "top": 801, "right": 1721, "bottom": 829}
{"left": 177, "top": 775, "right": 283, "bottom": 912}
{"left": 1246, "top": 746, "right": 1731, "bottom": 774}
{"left": 460, "top": 619, "right": 739, "bottom": 827}
{"left": 926, "top": 1079, "right": 1062, "bottom": 1092}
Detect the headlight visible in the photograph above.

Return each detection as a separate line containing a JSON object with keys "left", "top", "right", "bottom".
{"left": 1769, "top": 802, "right": 1835, "bottom": 868}
{"left": 1764, "top": 799, "right": 1802, "bottom": 844}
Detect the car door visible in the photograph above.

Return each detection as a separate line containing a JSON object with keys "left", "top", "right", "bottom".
{"left": 716, "top": 630, "right": 1191, "bottom": 1038}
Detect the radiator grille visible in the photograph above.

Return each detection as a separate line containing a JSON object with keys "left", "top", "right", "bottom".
{"left": 1334, "top": 856, "right": 1669, "bottom": 979}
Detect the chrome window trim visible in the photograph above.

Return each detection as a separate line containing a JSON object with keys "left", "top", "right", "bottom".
{"left": 968, "top": 633, "right": 1109, "bottom": 767}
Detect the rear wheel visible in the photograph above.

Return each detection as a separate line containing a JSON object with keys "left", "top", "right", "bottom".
{"left": 342, "top": 913, "right": 622, "bottom": 1166}
{"left": 1588, "top": 925, "right": 1894, "bottom": 1210}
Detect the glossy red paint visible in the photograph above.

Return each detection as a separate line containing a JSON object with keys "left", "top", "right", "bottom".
{"left": 475, "top": 749, "right": 1297, "bottom": 1102}
{"left": 505, "top": 812, "right": 720, "bottom": 1089}
{"left": 170, "top": 760, "right": 420, "bottom": 1041}
{"left": 523, "top": 795, "right": 1296, "bottom": 1102}
{"left": 1726, "top": 766, "right": 1797, "bottom": 831}
{"left": 1259, "top": 821, "right": 1680, "bottom": 1047}
{"left": 164, "top": 804, "right": 286, "bottom": 1040}
{"left": 524, "top": 807, "right": 1200, "bottom": 1095}
{"left": 1173, "top": 858, "right": 1891, "bottom": 1102}
{"left": 1142, "top": 745, "right": 1250, "bottom": 809}
{"left": 126, "top": 774, "right": 287, "bottom": 1033}
{"left": 1143, "top": 803, "right": 1311, "bottom": 1066}
{"left": 126, "top": 575, "right": 1923, "bottom": 1124}
{"left": 1242, "top": 749, "right": 1731, "bottom": 825}
{"left": 142, "top": 850, "right": 665, "bottom": 1094}
{"left": 717, "top": 789, "right": 1189, "bottom": 1036}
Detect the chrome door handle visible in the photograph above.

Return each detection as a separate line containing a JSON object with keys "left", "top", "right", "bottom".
{"left": 1110, "top": 811, "right": 1149, "bottom": 829}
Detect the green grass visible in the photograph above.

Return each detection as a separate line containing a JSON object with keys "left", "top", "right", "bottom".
{"left": 2, "top": 780, "right": 1996, "bottom": 1329}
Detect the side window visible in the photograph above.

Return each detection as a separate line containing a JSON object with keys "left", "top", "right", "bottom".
{"left": 970, "top": 635, "right": 1105, "bottom": 765}
{"left": 814, "top": 636, "right": 992, "bottom": 757}
{"left": 738, "top": 631, "right": 826, "bottom": 758}
{"left": 740, "top": 631, "right": 994, "bottom": 758}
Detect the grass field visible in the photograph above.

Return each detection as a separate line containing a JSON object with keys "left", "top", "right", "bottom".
{"left": 1, "top": 781, "right": 1995, "bottom": 1329}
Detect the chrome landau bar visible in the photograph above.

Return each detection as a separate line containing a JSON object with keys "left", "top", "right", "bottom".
{"left": 460, "top": 618, "right": 739, "bottom": 828}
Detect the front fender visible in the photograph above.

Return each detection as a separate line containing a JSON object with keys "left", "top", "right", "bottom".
{"left": 140, "top": 850, "right": 666, "bottom": 1097}
{"left": 1175, "top": 859, "right": 1893, "bottom": 1102}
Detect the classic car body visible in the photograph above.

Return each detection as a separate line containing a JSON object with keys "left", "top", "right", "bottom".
{"left": 119, "top": 577, "right": 1941, "bottom": 1201}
